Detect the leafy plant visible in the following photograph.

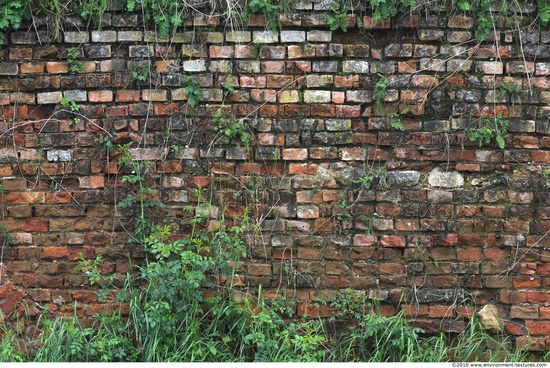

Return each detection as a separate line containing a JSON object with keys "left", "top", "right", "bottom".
{"left": 65, "top": 49, "right": 84, "bottom": 74}
{"left": 336, "top": 200, "right": 352, "bottom": 232}
{"left": 214, "top": 108, "right": 253, "bottom": 147}
{"left": 373, "top": 74, "right": 387, "bottom": 114}
{"left": 389, "top": 112, "right": 405, "bottom": 131}
{"left": 128, "top": 0, "right": 185, "bottom": 36}
{"left": 243, "top": 0, "right": 282, "bottom": 33}
{"left": 97, "top": 135, "right": 115, "bottom": 155}
{"left": 0, "top": 0, "right": 32, "bottom": 44}
{"left": 369, "top": 0, "right": 416, "bottom": 21}
{"left": 76, "top": 254, "right": 120, "bottom": 302}
{"left": 466, "top": 113, "right": 509, "bottom": 149}
{"left": 182, "top": 76, "right": 203, "bottom": 108}
{"left": 130, "top": 64, "right": 157, "bottom": 84}
{"left": 353, "top": 166, "right": 387, "bottom": 192}
{"left": 79, "top": 0, "right": 108, "bottom": 24}
{"left": 499, "top": 80, "right": 522, "bottom": 106}
{"left": 453, "top": 0, "right": 471, "bottom": 11}
{"left": 327, "top": 2, "right": 349, "bottom": 31}
{"left": 0, "top": 327, "right": 26, "bottom": 362}
{"left": 540, "top": 0, "right": 550, "bottom": 25}
{"left": 117, "top": 142, "right": 165, "bottom": 243}
{"left": 476, "top": 12, "right": 494, "bottom": 41}
{"left": 60, "top": 95, "right": 80, "bottom": 112}
{"left": 222, "top": 83, "right": 235, "bottom": 97}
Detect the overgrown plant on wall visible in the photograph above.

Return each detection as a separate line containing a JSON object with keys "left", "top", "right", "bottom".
{"left": 1, "top": 0, "right": 550, "bottom": 42}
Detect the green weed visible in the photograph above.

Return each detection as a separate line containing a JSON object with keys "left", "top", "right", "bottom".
{"left": 466, "top": 113, "right": 509, "bottom": 149}
{"left": 214, "top": 108, "right": 253, "bottom": 148}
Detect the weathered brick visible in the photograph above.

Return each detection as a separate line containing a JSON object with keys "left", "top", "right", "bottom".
{"left": 342, "top": 60, "right": 369, "bottom": 73}
{"left": 281, "top": 31, "right": 306, "bottom": 43}
{"left": 226, "top": 31, "right": 251, "bottom": 43}
{"left": 91, "top": 31, "right": 117, "bottom": 42}
{"left": 118, "top": 31, "right": 142, "bottom": 42}
{"left": 37, "top": 92, "right": 62, "bottom": 104}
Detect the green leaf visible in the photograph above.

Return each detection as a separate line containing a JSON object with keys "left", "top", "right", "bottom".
{"left": 496, "top": 135, "right": 505, "bottom": 149}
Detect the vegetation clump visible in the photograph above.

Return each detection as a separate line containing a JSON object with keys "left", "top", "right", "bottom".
{"left": 0, "top": 208, "right": 536, "bottom": 362}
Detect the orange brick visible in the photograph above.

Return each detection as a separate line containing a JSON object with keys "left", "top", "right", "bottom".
{"left": 46, "top": 62, "right": 69, "bottom": 74}
{"left": 44, "top": 247, "right": 68, "bottom": 259}
{"left": 88, "top": 90, "right": 113, "bottom": 102}
{"left": 116, "top": 90, "right": 140, "bottom": 102}
{"left": 20, "top": 62, "right": 44, "bottom": 74}
{"left": 282, "top": 148, "right": 307, "bottom": 161}
{"left": 79, "top": 176, "right": 105, "bottom": 188}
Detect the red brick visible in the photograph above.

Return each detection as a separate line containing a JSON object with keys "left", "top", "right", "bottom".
{"left": 336, "top": 105, "right": 361, "bottom": 117}
{"left": 429, "top": 305, "right": 456, "bottom": 318}
{"left": 261, "top": 61, "right": 284, "bottom": 73}
{"left": 73, "top": 290, "right": 98, "bottom": 303}
{"left": 353, "top": 234, "right": 377, "bottom": 247}
{"left": 89, "top": 90, "right": 113, "bottom": 102}
{"left": 282, "top": 148, "right": 307, "bottom": 161}
{"left": 380, "top": 263, "right": 405, "bottom": 274}
{"left": 540, "top": 307, "right": 550, "bottom": 319}
{"left": 21, "top": 219, "right": 49, "bottom": 233}
{"left": 375, "top": 204, "right": 400, "bottom": 217}
{"left": 513, "top": 276, "right": 541, "bottom": 289}
{"left": 398, "top": 60, "right": 417, "bottom": 73}
{"left": 157, "top": 160, "right": 183, "bottom": 174}
{"left": 314, "top": 218, "right": 336, "bottom": 232}
{"left": 79, "top": 176, "right": 105, "bottom": 188}
{"left": 236, "top": 163, "right": 261, "bottom": 174}
{"left": 188, "top": 176, "right": 210, "bottom": 189}
{"left": 526, "top": 292, "right": 550, "bottom": 304}
{"left": 526, "top": 321, "right": 550, "bottom": 336}
{"left": 484, "top": 248, "right": 509, "bottom": 261}
{"left": 46, "top": 61, "right": 69, "bottom": 74}
{"left": 532, "top": 151, "right": 550, "bottom": 163}
{"left": 69, "top": 247, "right": 95, "bottom": 260}
{"left": 334, "top": 75, "right": 359, "bottom": 88}
{"left": 106, "top": 106, "right": 128, "bottom": 117}
{"left": 289, "top": 163, "right": 317, "bottom": 175}
{"left": 240, "top": 76, "right": 266, "bottom": 88}
{"left": 402, "top": 304, "right": 429, "bottom": 317}
{"left": 456, "top": 248, "right": 482, "bottom": 261}
{"left": 457, "top": 306, "right": 475, "bottom": 318}
{"left": 504, "top": 322, "right": 525, "bottom": 335}
{"left": 154, "top": 103, "right": 180, "bottom": 115}
{"left": 21, "top": 62, "right": 44, "bottom": 74}
{"left": 322, "top": 276, "right": 349, "bottom": 288}
{"left": 116, "top": 90, "right": 140, "bottom": 102}
{"left": 380, "top": 235, "right": 405, "bottom": 247}
{"left": 209, "top": 162, "right": 234, "bottom": 175}
{"left": 0, "top": 283, "right": 24, "bottom": 315}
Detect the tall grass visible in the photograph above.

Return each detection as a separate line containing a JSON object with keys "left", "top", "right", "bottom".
{"left": 0, "top": 217, "right": 536, "bottom": 362}
{"left": 0, "top": 288, "right": 535, "bottom": 362}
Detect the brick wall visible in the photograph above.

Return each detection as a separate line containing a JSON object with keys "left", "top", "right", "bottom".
{"left": 0, "top": 3, "right": 550, "bottom": 349}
